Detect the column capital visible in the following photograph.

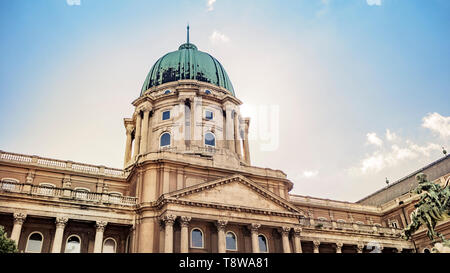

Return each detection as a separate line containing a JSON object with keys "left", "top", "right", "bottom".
{"left": 250, "top": 223, "right": 261, "bottom": 234}
{"left": 163, "top": 214, "right": 177, "bottom": 226}
{"left": 216, "top": 220, "right": 228, "bottom": 231}
{"left": 280, "top": 226, "right": 291, "bottom": 236}
{"left": 313, "top": 240, "right": 321, "bottom": 247}
{"left": 13, "top": 213, "right": 27, "bottom": 225}
{"left": 55, "top": 217, "right": 68, "bottom": 229}
{"left": 125, "top": 124, "right": 135, "bottom": 135}
{"left": 395, "top": 247, "right": 403, "bottom": 253}
{"left": 356, "top": 242, "right": 365, "bottom": 253}
{"left": 95, "top": 221, "right": 108, "bottom": 232}
{"left": 293, "top": 226, "right": 302, "bottom": 236}
{"left": 336, "top": 242, "right": 343, "bottom": 249}
{"left": 180, "top": 216, "right": 192, "bottom": 228}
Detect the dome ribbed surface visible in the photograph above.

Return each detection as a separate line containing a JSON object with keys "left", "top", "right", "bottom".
{"left": 141, "top": 43, "right": 235, "bottom": 96}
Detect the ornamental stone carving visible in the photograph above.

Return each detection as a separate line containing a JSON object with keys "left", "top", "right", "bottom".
{"left": 293, "top": 226, "right": 302, "bottom": 237}
{"left": 13, "top": 213, "right": 26, "bottom": 225}
{"left": 55, "top": 217, "right": 68, "bottom": 229}
{"left": 163, "top": 214, "right": 177, "bottom": 226}
{"left": 95, "top": 221, "right": 108, "bottom": 232}
{"left": 216, "top": 220, "right": 228, "bottom": 231}
{"left": 313, "top": 240, "right": 321, "bottom": 247}
{"left": 180, "top": 216, "right": 192, "bottom": 228}
{"left": 250, "top": 223, "right": 261, "bottom": 234}
{"left": 356, "top": 243, "right": 365, "bottom": 253}
{"left": 280, "top": 226, "right": 291, "bottom": 236}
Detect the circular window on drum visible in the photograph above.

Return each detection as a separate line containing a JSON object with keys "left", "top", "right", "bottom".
{"left": 205, "top": 132, "right": 215, "bottom": 147}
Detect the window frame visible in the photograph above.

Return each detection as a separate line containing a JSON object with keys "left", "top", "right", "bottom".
{"left": 1, "top": 178, "right": 19, "bottom": 191}
{"left": 65, "top": 234, "right": 82, "bottom": 253}
{"left": 205, "top": 110, "right": 214, "bottom": 120}
{"left": 38, "top": 183, "right": 56, "bottom": 196}
{"left": 190, "top": 228, "right": 204, "bottom": 249}
{"left": 204, "top": 132, "right": 216, "bottom": 147}
{"left": 74, "top": 187, "right": 90, "bottom": 199}
{"left": 25, "top": 231, "right": 44, "bottom": 253}
{"left": 257, "top": 234, "right": 269, "bottom": 253}
{"left": 102, "top": 237, "right": 117, "bottom": 253}
{"left": 160, "top": 132, "right": 171, "bottom": 148}
{"left": 225, "top": 231, "right": 238, "bottom": 251}
{"left": 162, "top": 110, "right": 171, "bottom": 121}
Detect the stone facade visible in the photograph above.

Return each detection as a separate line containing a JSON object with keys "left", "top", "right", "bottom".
{"left": 0, "top": 40, "right": 448, "bottom": 253}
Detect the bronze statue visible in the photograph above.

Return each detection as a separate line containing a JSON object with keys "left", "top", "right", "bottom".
{"left": 402, "top": 173, "right": 450, "bottom": 252}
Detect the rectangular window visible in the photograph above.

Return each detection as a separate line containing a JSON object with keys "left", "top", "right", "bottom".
{"left": 205, "top": 110, "right": 213, "bottom": 120}
{"left": 162, "top": 110, "right": 170, "bottom": 120}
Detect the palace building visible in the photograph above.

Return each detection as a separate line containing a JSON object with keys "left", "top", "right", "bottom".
{"left": 1, "top": 32, "right": 449, "bottom": 254}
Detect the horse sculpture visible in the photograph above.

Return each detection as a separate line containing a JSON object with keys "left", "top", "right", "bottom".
{"left": 402, "top": 173, "right": 450, "bottom": 252}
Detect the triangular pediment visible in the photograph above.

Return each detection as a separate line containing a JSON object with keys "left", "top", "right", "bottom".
{"left": 165, "top": 175, "right": 304, "bottom": 215}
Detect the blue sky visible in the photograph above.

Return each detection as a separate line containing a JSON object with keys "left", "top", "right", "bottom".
{"left": 0, "top": 0, "right": 449, "bottom": 201}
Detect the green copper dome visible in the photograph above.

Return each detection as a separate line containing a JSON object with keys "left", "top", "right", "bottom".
{"left": 140, "top": 42, "right": 235, "bottom": 96}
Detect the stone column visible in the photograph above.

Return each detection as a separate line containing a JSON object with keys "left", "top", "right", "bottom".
{"left": 10, "top": 213, "right": 26, "bottom": 243}
{"left": 280, "top": 227, "right": 291, "bottom": 253}
{"left": 234, "top": 113, "right": 242, "bottom": 159}
{"left": 216, "top": 220, "right": 228, "bottom": 253}
{"left": 180, "top": 216, "right": 191, "bottom": 253}
{"left": 163, "top": 215, "right": 176, "bottom": 253}
{"left": 140, "top": 108, "right": 151, "bottom": 154}
{"left": 242, "top": 118, "right": 251, "bottom": 165}
{"left": 124, "top": 124, "right": 134, "bottom": 166}
{"left": 225, "top": 106, "right": 235, "bottom": 152}
{"left": 51, "top": 217, "right": 68, "bottom": 253}
{"left": 250, "top": 223, "right": 261, "bottom": 253}
{"left": 356, "top": 243, "right": 364, "bottom": 253}
{"left": 335, "top": 242, "right": 343, "bottom": 254}
{"left": 293, "top": 227, "right": 302, "bottom": 253}
{"left": 313, "top": 240, "right": 320, "bottom": 253}
{"left": 133, "top": 112, "right": 142, "bottom": 158}
{"left": 93, "top": 221, "right": 107, "bottom": 253}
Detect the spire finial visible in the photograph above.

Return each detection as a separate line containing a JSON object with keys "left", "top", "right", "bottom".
{"left": 187, "top": 24, "right": 190, "bottom": 44}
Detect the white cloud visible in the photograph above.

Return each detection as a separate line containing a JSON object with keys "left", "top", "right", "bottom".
{"left": 66, "top": 0, "right": 81, "bottom": 5}
{"left": 422, "top": 112, "right": 450, "bottom": 139}
{"left": 367, "top": 132, "right": 383, "bottom": 147}
{"left": 366, "top": 0, "right": 382, "bottom": 6}
{"left": 386, "top": 129, "right": 399, "bottom": 142}
{"left": 209, "top": 30, "right": 230, "bottom": 44}
{"left": 207, "top": 0, "right": 216, "bottom": 11}
{"left": 303, "top": 170, "right": 319, "bottom": 178}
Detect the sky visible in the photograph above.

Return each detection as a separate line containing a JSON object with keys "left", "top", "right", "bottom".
{"left": 0, "top": 0, "right": 449, "bottom": 202}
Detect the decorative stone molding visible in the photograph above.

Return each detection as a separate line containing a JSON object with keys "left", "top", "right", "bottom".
{"left": 180, "top": 216, "right": 192, "bottom": 228}
{"left": 335, "top": 242, "right": 343, "bottom": 252}
{"left": 216, "top": 220, "right": 228, "bottom": 231}
{"left": 313, "top": 240, "right": 321, "bottom": 247}
{"left": 55, "top": 217, "right": 68, "bottom": 229}
{"left": 13, "top": 213, "right": 26, "bottom": 225}
{"left": 293, "top": 226, "right": 302, "bottom": 237}
{"left": 26, "top": 169, "right": 35, "bottom": 184}
{"left": 250, "top": 223, "right": 261, "bottom": 234}
{"left": 280, "top": 226, "right": 291, "bottom": 236}
{"left": 356, "top": 243, "right": 365, "bottom": 253}
{"left": 163, "top": 214, "right": 177, "bottom": 226}
{"left": 95, "top": 221, "right": 108, "bottom": 232}
{"left": 62, "top": 174, "right": 71, "bottom": 188}
{"left": 395, "top": 247, "right": 403, "bottom": 253}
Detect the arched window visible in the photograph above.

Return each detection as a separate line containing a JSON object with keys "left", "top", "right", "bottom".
{"left": 191, "top": 228, "right": 204, "bottom": 248}
{"left": 1, "top": 178, "right": 19, "bottom": 191}
{"left": 164, "top": 90, "right": 171, "bottom": 95}
{"left": 226, "top": 231, "right": 237, "bottom": 251}
{"left": 65, "top": 235, "right": 81, "bottom": 253}
{"left": 423, "top": 248, "right": 431, "bottom": 253}
{"left": 205, "top": 89, "right": 211, "bottom": 95}
{"left": 205, "top": 132, "right": 215, "bottom": 147}
{"left": 109, "top": 192, "right": 123, "bottom": 204}
{"left": 103, "top": 238, "right": 117, "bottom": 253}
{"left": 74, "top": 187, "right": 90, "bottom": 199}
{"left": 160, "top": 133, "right": 171, "bottom": 147}
{"left": 258, "top": 234, "right": 268, "bottom": 253}
{"left": 25, "top": 232, "right": 43, "bottom": 253}
{"left": 38, "top": 183, "right": 55, "bottom": 196}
